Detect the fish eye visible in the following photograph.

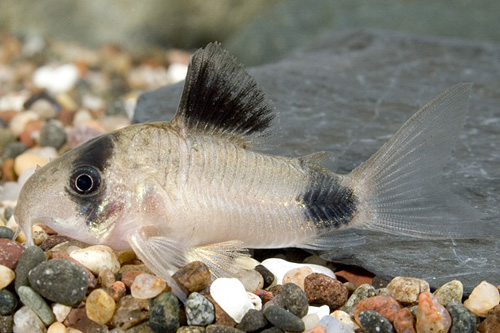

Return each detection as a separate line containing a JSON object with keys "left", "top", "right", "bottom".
{"left": 69, "top": 166, "right": 101, "bottom": 195}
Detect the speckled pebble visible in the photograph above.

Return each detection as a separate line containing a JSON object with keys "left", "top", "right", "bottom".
{"left": 416, "top": 292, "right": 451, "bottom": 333}
{"left": 281, "top": 282, "right": 309, "bottom": 318}
{"left": 354, "top": 295, "right": 403, "bottom": 324}
{"left": 131, "top": 273, "right": 167, "bottom": 299}
{"left": 358, "top": 310, "right": 395, "bottom": 333}
{"left": 149, "top": 292, "right": 180, "bottom": 333}
{"left": 463, "top": 280, "right": 500, "bottom": 317}
{"left": 28, "top": 259, "right": 88, "bottom": 306}
{"left": 0, "top": 238, "right": 24, "bottom": 269}
{"left": 0, "top": 314, "right": 13, "bottom": 333}
{"left": 98, "top": 266, "right": 116, "bottom": 288}
{"left": 210, "top": 278, "right": 255, "bottom": 323}
{"left": 205, "top": 325, "right": 245, "bottom": 333}
{"left": 478, "top": 304, "right": 500, "bottom": 333}
{"left": 13, "top": 305, "right": 46, "bottom": 333}
{"left": 17, "top": 286, "right": 55, "bottom": 325}
{"left": 0, "top": 226, "right": 14, "bottom": 240}
{"left": 31, "top": 224, "right": 49, "bottom": 246}
{"left": 254, "top": 264, "right": 275, "bottom": 289}
{"left": 69, "top": 244, "right": 120, "bottom": 274}
{"left": 86, "top": 288, "right": 116, "bottom": 324}
{"left": 0, "top": 265, "right": 15, "bottom": 289}
{"left": 40, "top": 120, "right": 67, "bottom": 149}
{"left": 177, "top": 326, "right": 206, "bottom": 333}
{"left": 107, "top": 280, "right": 127, "bottom": 302}
{"left": 186, "top": 292, "right": 215, "bottom": 326}
{"left": 392, "top": 308, "right": 415, "bottom": 333}
{"left": 0, "top": 289, "right": 18, "bottom": 315}
{"left": 433, "top": 280, "right": 463, "bottom": 307}
{"left": 340, "top": 283, "right": 377, "bottom": 316}
{"left": 447, "top": 303, "right": 476, "bottom": 333}
{"left": 50, "top": 251, "right": 98, "bottom": 290}
{"left": 172, "top": 261, "right": 211, "bottom": 294}
{"left": 386, "top": 277, "right": 429, "bottom": 304}
{"left": 110, "top": 295, "right": 150, "bottom": 330}
{"left": 263, "top": 305, "right": 305, "bottom": 332}
{"left": 14, "top": 245, "right": 46, "bottom": 291}
{"left": 236, "top": 309, "right": 267, "bottom": 332}
{"left": 304, "top": 273, "right": 348, "bottom": 311}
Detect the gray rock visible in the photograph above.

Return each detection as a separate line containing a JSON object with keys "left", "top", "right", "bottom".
{"left": 40, "top": 120, "right": 67, "bottom": 149}
{"left": 0, "top": 129, "right": 16, "bottom": 158}
{"left": 0, "top": 315, "right": 13, "bottom": 333}
{"left": 340, "top": 284, "right": 377, "bottom": 316}
{"left": 205, "top": 325, "right": 244, "bottom": 333}
{"left": 0, "top": 227, "right": 14, "bottom": 240}
{"left": 185, "top": 292, "right": 214, "bottom": 326}
{"left": 134, "top": 30, "right": 500, "bottom": 293}
{"left": 17, "top": 286, "right": 54, "bottom": 326}
{"left": 263, "top": 305, "right": 304, "bottom": 332}
{"left": 15, "top": 245, "right": 46, "bottom": 291}
{"left": 236, "top": 309, "right": 267, "bottom": 332}
{"left": 3, "top": 207, "right": 13, "bottom": 222}
{"left": 358, "top": 310, "right": 395, "bottom": 333}
{"left": 447, "top": 303, "right": 476, "bottom": 333}
{"left": 1, "top": 142, "right": 26, "bottom": 161}
{"left": 281, "top": 283, "right": 309, "bottom": 318}
{"left": 149, "top": 292, "right": 180, "bottom": 333}
{"left": 0, "top": 290, "right": 17, "bottom": 315}
{"left": 28, "top": 259, "right": 88, "bottom": 306}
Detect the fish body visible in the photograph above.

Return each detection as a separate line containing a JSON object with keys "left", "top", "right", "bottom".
{"left": 14, "top": 43, "right": 486, "bottom": 298}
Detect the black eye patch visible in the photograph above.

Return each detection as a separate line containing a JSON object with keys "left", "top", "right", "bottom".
{"left": 69, "top": 165, "right": 101, "bottom": 196}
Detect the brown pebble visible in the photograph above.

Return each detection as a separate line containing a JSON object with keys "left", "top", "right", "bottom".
{"left": 106, "top": 281, "right": 127, "bottom": 302}
{"left": 0, "top": 238, "right": 24, "bottom": 269}
{"left": 120, "top": 270, "right": 147, "bottom": 288}
{"left": 110, "top": 295, "right": 150, "bottom": 330}
{"left": 98, "top": 266, "right": 116, "bottom": 288}
{"left": 393, "top": 307, "right": 416, "bottom": 333}
{"left": 57, "top": 109, "right": 75, "bottom": 127}
{"left": 118, "top": 263, "right": 153, "bottom": 275}
{"left": 304, "top": 273, "right": 348, "bottom": 310}
{"left": 353, "top": 295, "right": 403, "bottom": 324}
{"left": 116, "top": 250, "right": 136, "bottom": 264}
{"left": 40, "top": 235, "right": 71, "bottom": 251}
{"left": 415, "top": 292, "right": 451, "bottom": 333}
{"left": 1, "top": 159, "right": 16, "bottom": 181}
{"left": 478, "top": 304, "right": 500, "bottom": 333}
{"left": 51, "top": 252, "right": 97, "bottom": 289}
{"left": 203, "top": 294, "right": 238, "bottom": 327}
{"left": 0, "top": 110, "right": 18, "bottom": 124}
{"left": 19, "top": 119, "right": 43, "bottom": 147}
{"left": 172, "top": 261, "right": 211, "bottom": 294}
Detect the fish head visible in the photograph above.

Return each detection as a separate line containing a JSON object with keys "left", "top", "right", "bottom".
{"left": 14, "top": 133, "right": 130, "bottom": 248}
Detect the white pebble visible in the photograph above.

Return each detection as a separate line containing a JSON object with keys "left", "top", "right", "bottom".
{"left": 33, "top": 64, "right": 80, "bottom": 94}
{"left": 210, "top": 278, "right": 254, "bottom": 323}
{"left": 319, "top": 314, "right": 354, "bottom": 333}
{"left": 52, "top": 303, "right": 72, "bottom": 322}
{"left": 282, "top": 266, "right": 313, "bottom": 290}
{"left": 166, "top": 63, "right": 188, "bottom": 83}
{"left": 0, "top": 264, "right": 15, "bottom": 289}
{"left": 464, "top": 280, "right": 500, "bottom": 317}
{"left": 14, "top": 153, "right": 50, "bottom": 176}
{"left": 261, "top": 258, "right": 336, "bottom": 285}
{"left": 307, "top": 304, "right": 331, "bottom": 320}
{"left": 331, "top": 310, "right": 360, "bottom": 330}
{"left": 13, "top": 305, "right": 46, "bottom": 333}
{"left": 131, "top": 273, "right": 167, "bottom": 299}
{"left": 247, "top": 292, "right": 262, "bottom": 311}
{"left": 70, "top": 245, "right": 120, "bottom": 274}
{"left": 9, "top": 110, "right": 39, "bottom": 136}
{"left": 302, "top": 313, "right": 320, "bottom": 331}
{"left": 0, "top": 91, "right": 29, "bottom": 112}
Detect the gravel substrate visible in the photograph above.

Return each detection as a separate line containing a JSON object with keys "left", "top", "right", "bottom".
{"left": 0, "top": 33, "right": 499, "bottom": 332}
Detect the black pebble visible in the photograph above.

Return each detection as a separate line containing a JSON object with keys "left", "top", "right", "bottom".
{"left": 149, "top": 292, "right": 180, "bottom": 333}
{"left": 281, "top": 283, "right": 309, "bottom": 318}
{"left": 0, "top": 290, "right": 18, "bottom": 315}
{"left": 236, "top": 309, "right": 267, "bottom": 332}
{"left": 447, "top": 303, "right": 477, "bottom": 333}
{"left": 0, "top": 227, "right": 14, "bottom": 240}
{"left": 358, "top": 310, "right": 395, "bottom": 333}
{"left": 254, "top": 265, "right": 275, "bottom": 289}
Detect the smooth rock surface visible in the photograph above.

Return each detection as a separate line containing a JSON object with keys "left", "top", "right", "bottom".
{"left": 17, "top": 286, "right": 55, "bottom": 325}
{"left": 134, "top": 29, "right": 500, "bottom": 292}
{"left": 210, "top": 278, "right": 254, "bottom": 323}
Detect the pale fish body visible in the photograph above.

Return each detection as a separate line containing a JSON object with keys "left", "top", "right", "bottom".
{"left": 14, "top": 43, "right": 486, "bottom": 299}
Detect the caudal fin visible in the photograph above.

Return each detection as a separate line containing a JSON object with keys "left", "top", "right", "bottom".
{"left": 348, "top": 83, "right": 487, "bottom": 239}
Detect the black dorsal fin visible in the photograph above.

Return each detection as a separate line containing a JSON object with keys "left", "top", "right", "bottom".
{"left": 172, "top": 43, "right": 274, "bottom": 142}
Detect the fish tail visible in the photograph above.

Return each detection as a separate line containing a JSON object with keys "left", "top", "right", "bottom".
{"left": 347, "top": 83, "right": 487, "bottom": 239}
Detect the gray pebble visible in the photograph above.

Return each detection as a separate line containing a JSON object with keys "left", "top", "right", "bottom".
{"left": 358, "top": 310, "right": 395, "bottom": 333}
{"left": 0, "top": 129, "right": 16, "bottom": 156}
{"left": 149, "top": 292, "right": 180, "bottom": 333}
{"left": 236, "top": 309, "right": 267, "bottom": 332}
{"left": 28, "top": 259, "right": 88, "bottom": 307}
{"left": 0, "top": 290, "right": 18, "bottom": 315}
{"left": 40, "top": 120, "right": 67, "bottom": 149}
{"left": 0, "top": 227, "right": 14, "bottom": 240}
{"left": 254, "top": 264, "right": 275, "bottom": 288}
{"left": 259, "top": 327, "right": 283, "bottom": 333}
{"left": 186, "top": 292, "right": 214, "bottom": 326}
{"left": 447, "top": 303, "right": 477, "bottom": 333}
{"left": 14, "top": 245, "right": 46, "bottom": 291}
{"left": 1, "top": 141, "right": 27, "bottom": 160}
{"left": 3, "top": 208, "right": 13, "bottom": 222}
{"left": 281, "top": 283, "right": 309, "bottom": 318}
{"left": 177, "top": 326, "right": 206, "bottom": 333}
{"left": 205, "top": 325, "right": 244, "bottom": 333}
{"left": 0, "top": 315, "right": 13, "bottom": 333}
{"left": 263, "top": 305, "right": 304, "bottom": 332}
{"left": 17, "top": 286, "right": 55, "bottom": 326}
{"left": 340, "top": 284, "right": 376, "bottom": 316}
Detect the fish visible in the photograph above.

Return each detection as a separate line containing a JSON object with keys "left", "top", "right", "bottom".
{"left": 14, "top": 43, "right": 486, "bottom": 299}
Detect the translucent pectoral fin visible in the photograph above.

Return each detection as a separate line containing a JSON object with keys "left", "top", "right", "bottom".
{"left": 186, "top": 240, "right": 251, "bottom": 278}
{"left": 127, "top": 226, "right": 188, "bottom": 302}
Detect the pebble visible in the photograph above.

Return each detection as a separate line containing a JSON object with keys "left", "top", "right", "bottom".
{"left": 340, "top": 283, "right": 377, "bottom": 315}
{"left": 14, "top": 151, "right": 49, "bottom": 176}
{"left": 50, "top": 251, "right": 98, "bottom": 290}
{"left": 236, "top": 269, "right": 264, "bottom": 292}
{"left": 261, "top": 258, "right": 335, "bottom": 285}
{"left": 433, "top": 280, "right": 463, "bottom": 307}
{"left": 40, "top": 120, "right": 67, "bottom": 149}
{"left": 0, "top": 289, "right": 18, "bottom": 315}
{"left": 307, "top": 304, "right": 330, "bottom": 319}
{"left": 17, "top": 286, "right": 55, "bottom": 325}
{"left": 0, "top": 238, "right": 24, "bottom": 269}
{"left": 415, "top": 291, "right": 451, "bottom": 333}
{"left": 319, "top": 314, "right": 355, "bottom": 333}
{"left": 110, "top": 295, "right": 150, "bottom": 330}
{"left": 283, "top": 266, "right": 313, "bottom": 290}
{"left": 254, "top": 264, "right": 275, "bottom": 288}
{"left": 131, "top": 273, "right": 167, "bottom": 299}
{"left": 204, "top": 294, "right": 237, "bottom": 327}
{"left": 358, "top": 310, "right": 395, "bottom": 333}
{"left": 0, "top": 314, "right": 13, "bottom": 333}
{"left": 354, "top": 295, "right": 403, "bottom": 324}
{"left": 0, "top": 226, "right": 14, "bottom": 239}
{"left": 263, "top": 305, "right": 305, "bottom": 332}
{"left": 86, "top": 288, "right": 116, "bottom": 325}
{"left": 66, "top": 124, "right": 104, "bottom": 148}
{"left": 14, "top": 245, "right": 46, "bottom": 291}
{"left": 386, "top": 277, "right": 429, "bottom": 304}
{"left": 149, "top": 292, "right": 180, "bottom": 333}
{"left": 121, "top": 270, "right": 147, "bottom": 288}
{"left": 331, "top": 310, "right": 360, "bottom": 331}
{"left": 107, "top": 280, "right": 127, "bottom": 302}
{"left": 205, "top": 325, "right": 244, "bottom": 333}
{"left": 392, "top": 308, "right": 416, "bottom": 333}
{"left": 186, "top": 292, "right": 215, "bottom": 326}
{"left": 32, "top": 224, "right": 49, "bottom": 245}
{"left": 247, "top": 292, "right": 262, "bottom": 311}
{"left": 0, "top": 128, "right": 16, "bottom": 156}
{"left": 447, "top": 302, "right": 476, "bottom": 333}
{"left": 28, "top": 259, "right": 88, "bottom": 306}
{"left": 478, "top": 304, "right": 500, "bottom": 333}
{"left": 33, "top": 63, "right": 80, "bottom": 94}
{"left": 47, "top": 321, "right": 68, "bottom": 333}
{"left": 9, "top": 111, "right": 39, "bottom": 137}
{"left": 210, "top": 278, "right": 255, "bottom": 323}
{"left": 13, "top": 305, "right": 46, "bottom": 333}
{"left": 281, "top": 282, "right": 309, "bottom": 318}
{"left": 172, "top": 261, "right": 211, "bottom": 294}
{"left": 69, "top": 244, "right": 121, "bottom": 274}
{"left": 0, "top": 265, "right": 15, "bottom": 289}
{"left": 302, "top": 313, "right": 320, "bottom": 330}
{"left": 236, "top": 308, "right": 267, "bottom": 332}
{"left": 463, "top": 280, "right": 500, "bottom": 317}
{"left": 52, "top": 303, "right": 72, "bottom": 322}
{"left": 304, "top": 273, "right": 348, "bottom": 310}
{"left": 40, "top": 235, "right": 71, "bottom": 251}
{"left": 98, "top": 266, "right": 116, "bottom": 288}
{"left": 177, "top": 326, "right": 205, "bottom": 333}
